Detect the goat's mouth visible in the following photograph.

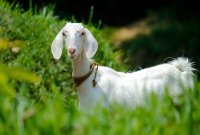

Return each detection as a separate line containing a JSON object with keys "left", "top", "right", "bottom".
{"left": 70, "top": 56, "right": 75, "bottom": 59}
{"left": 69, "top": 55, "right": 77, "bottom": 60}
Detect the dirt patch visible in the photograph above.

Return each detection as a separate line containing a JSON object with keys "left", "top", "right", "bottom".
{"left": 110, "top": 15, "right": 157, "bottom": 45}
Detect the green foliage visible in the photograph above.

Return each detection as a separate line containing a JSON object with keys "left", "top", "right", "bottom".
{"left": 0, "top": 0, "right": 200, "bottom": 134}
{"left": 1, "top": 73, "right": 200, "bottom": 134}
{"left": 0, "top": 0, "right": 125, "bottom": 99}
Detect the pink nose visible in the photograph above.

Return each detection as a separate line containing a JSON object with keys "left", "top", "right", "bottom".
{"left": 69, "top": 48, "right": 76, "bottom": 55}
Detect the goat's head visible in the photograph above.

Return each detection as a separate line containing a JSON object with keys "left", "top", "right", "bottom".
{"left": 51, "top": 23, "right": 98, "bottom": 60}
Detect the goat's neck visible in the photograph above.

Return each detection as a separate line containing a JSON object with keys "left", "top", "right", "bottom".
{"left": 72, "top": 49, "right": 90, "bottom": 77}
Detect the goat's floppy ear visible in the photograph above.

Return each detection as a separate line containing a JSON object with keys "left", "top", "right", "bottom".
{"left": 84, "top": 28, "right": 98, "bottom": 58}
{"left": 51, "top": 29, "right": 63, "bottom": 59}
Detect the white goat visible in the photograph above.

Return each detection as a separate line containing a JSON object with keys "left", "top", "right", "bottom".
{"left": 51, "top": 23, "right": 196, "bottom": 109}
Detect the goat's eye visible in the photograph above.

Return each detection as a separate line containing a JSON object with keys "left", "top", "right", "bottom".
{"left": 80, "top": 32, "right": 85, "bottom": 36}
{"left": 63, "top": 32, "right": 66, "bottom": 36}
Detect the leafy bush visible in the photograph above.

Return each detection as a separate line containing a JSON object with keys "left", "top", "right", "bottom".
{"left": 0, "top": 0, "right": 126, "bottom": 99}
{"left": 0, "top": 0, "right": 200, "bottom": 134}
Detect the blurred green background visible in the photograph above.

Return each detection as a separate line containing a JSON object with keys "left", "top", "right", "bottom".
{"left": 0, "top": 0, "right": 200, "bottom": 134}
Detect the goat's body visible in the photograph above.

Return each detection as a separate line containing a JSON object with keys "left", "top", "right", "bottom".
{"left": 77, "top": 58, "right": 195, "bottom": 109}
{"left": 51, "top": 23, "right": 195, "bottom": 110}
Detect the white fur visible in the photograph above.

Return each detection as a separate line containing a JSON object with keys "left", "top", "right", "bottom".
{"left": 51, "top": 23, "right": 196, "bottom": 109}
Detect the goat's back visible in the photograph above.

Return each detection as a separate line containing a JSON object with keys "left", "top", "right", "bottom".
{"left": 96, "top": 57, "right": 195, "bottom": 107}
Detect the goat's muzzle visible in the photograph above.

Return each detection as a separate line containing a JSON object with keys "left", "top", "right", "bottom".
{"left": 69, "top": 48, "right": 76, "bottom": 55}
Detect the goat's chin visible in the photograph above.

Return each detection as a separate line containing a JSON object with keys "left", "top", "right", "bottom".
{"left": 69, "top": 55, "right": 77, "bottom": 60}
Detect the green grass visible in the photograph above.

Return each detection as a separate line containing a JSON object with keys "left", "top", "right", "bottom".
{"left": 0, "top": 0, "right": 200, "bottom": 134}
{"left": 0, "top": 0, "right": 126, "bottom": 99}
